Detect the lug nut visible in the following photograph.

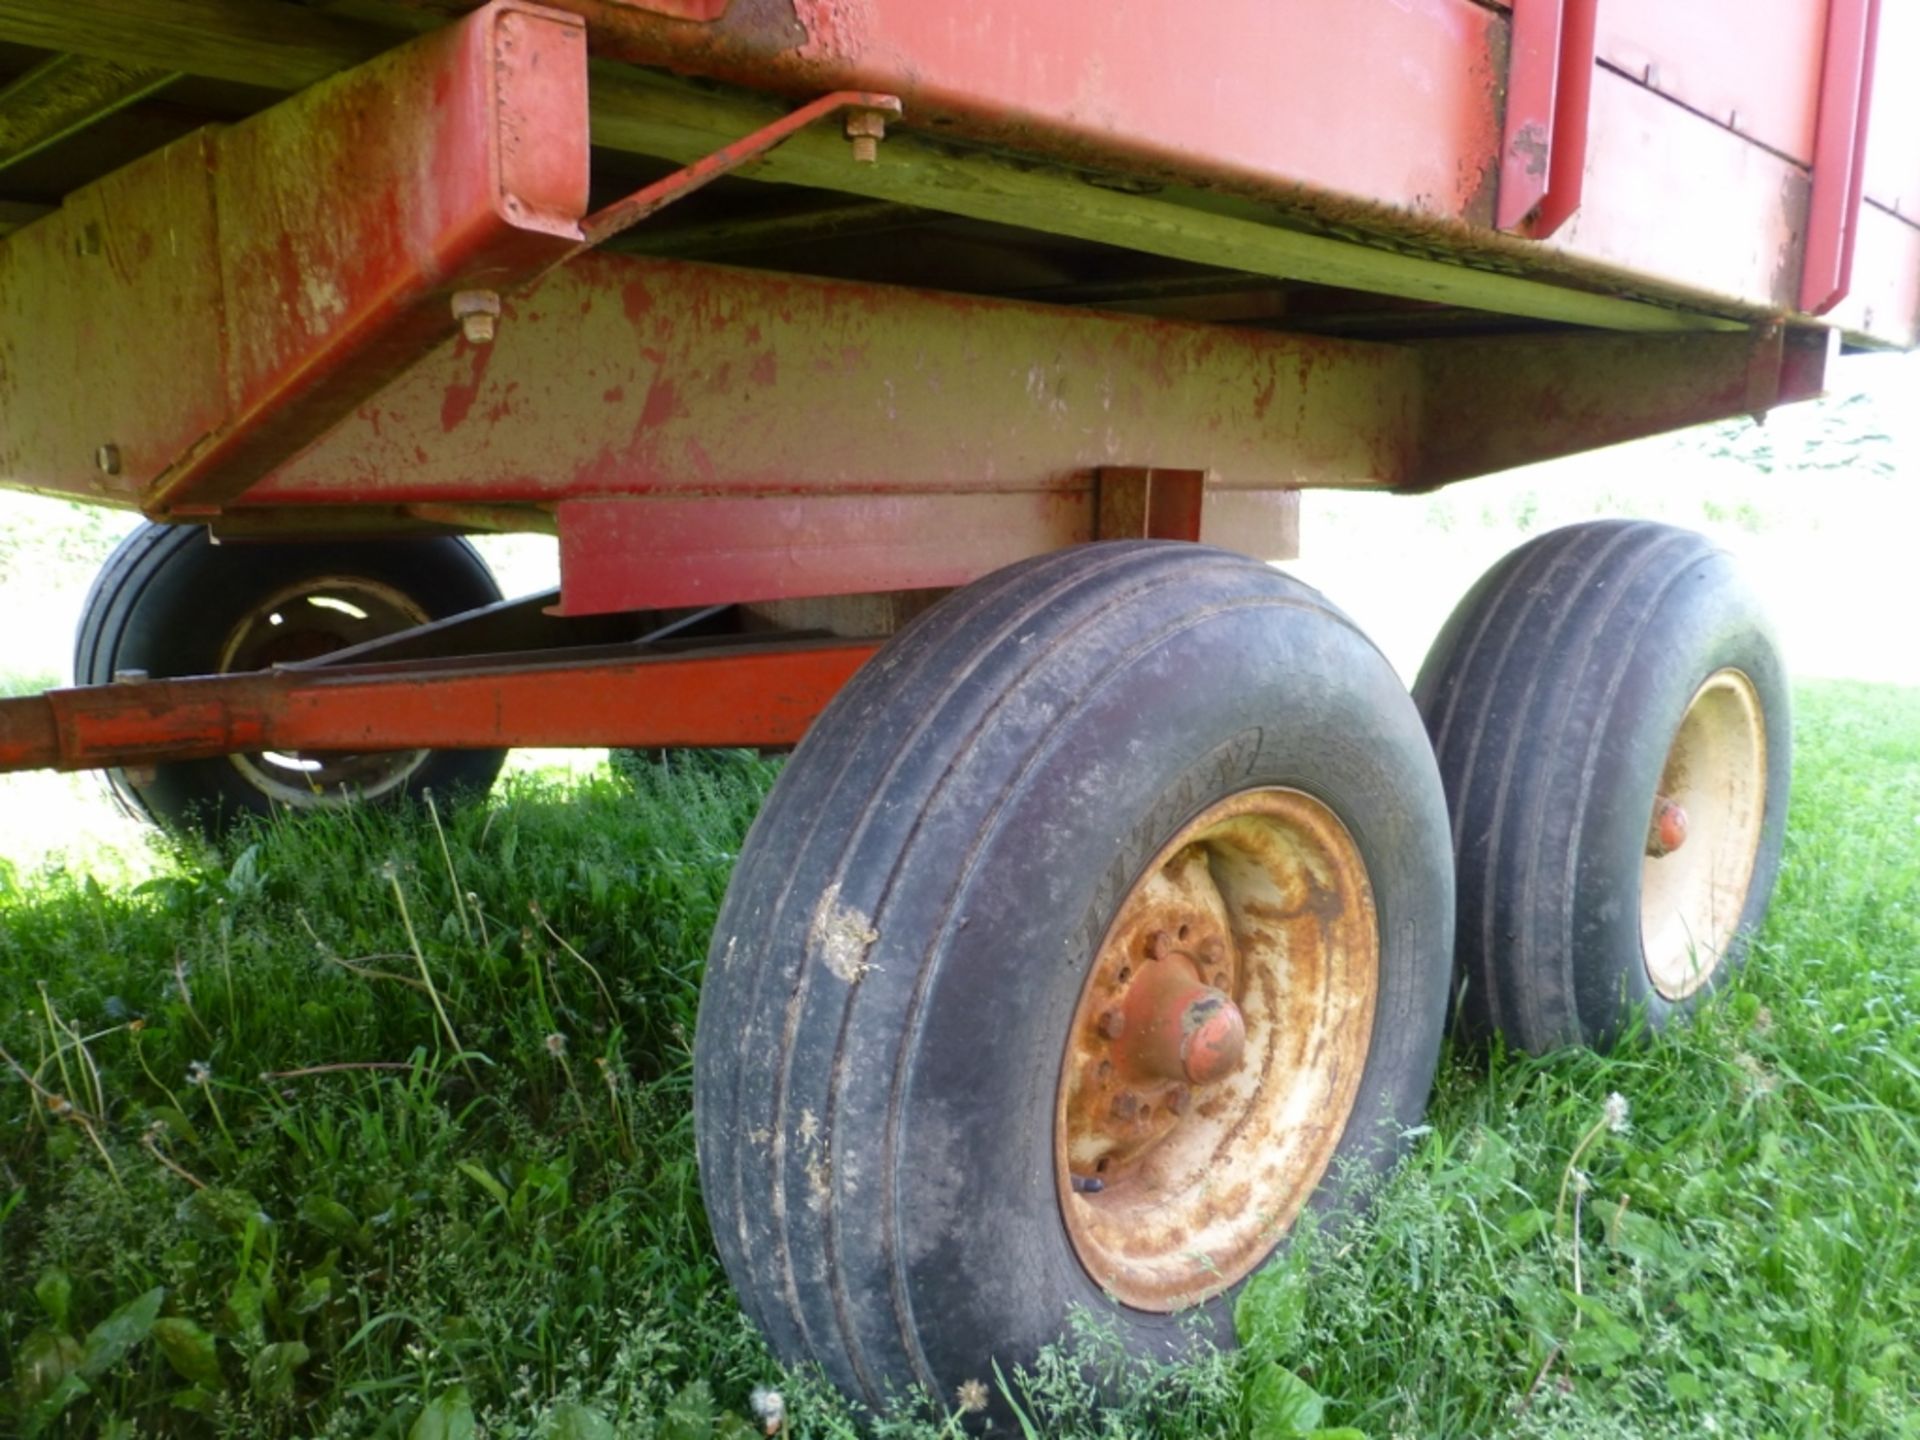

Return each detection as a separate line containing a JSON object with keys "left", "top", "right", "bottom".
{"left": 1096, "top": 1007, "right": 1126, "bottom": 1039}
{"left": 1147, "top": 930, "right": 1176, "bottom": 961}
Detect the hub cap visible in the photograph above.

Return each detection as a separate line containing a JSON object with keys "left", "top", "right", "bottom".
{"left": 216, "top": 578, "right": 434, "bottom": 808}
{"left": 1640, "top": 669, "right": 1767, "bottom": 1000}
{"left": 1056, "top": 787, "right": 1379, "bottom": 1310}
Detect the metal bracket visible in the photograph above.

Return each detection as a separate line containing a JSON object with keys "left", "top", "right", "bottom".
{"left": 1497, "top": 0, "right": 1599, "bottom": 237}
{"left": 1800, "top": 0, "right": 1881, "bottom": 316}
{"left": 578, "top": 90, "right": 904, "bottom": 249}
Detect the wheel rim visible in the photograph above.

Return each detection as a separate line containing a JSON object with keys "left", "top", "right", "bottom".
{"left": 1639, "top": 668, "right": 1767, "bottom": 1000}
{"left": 215, "top": 577, "right": 434, "bottom": 808}
{"left": 1055, "top": 787, "right": 1379, "bottom": 1311}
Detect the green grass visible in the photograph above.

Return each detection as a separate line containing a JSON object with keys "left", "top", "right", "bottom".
{"left": 2, "top": 685, "right": 1917, "bottom": 1438}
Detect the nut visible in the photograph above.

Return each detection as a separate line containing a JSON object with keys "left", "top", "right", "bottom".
{"left": 451, "top": 289, "right": 502, "bottom": 345}
{"left": 845, "top": 110, "right": 888, "bottom": 165}
{"left": 1096, "top": 1007, "right": 1126, "bottom": 1040}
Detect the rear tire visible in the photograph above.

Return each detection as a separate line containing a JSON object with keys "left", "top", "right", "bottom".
{"left": 694, "top": 542, "right": 1453, "bottom": 1416}
{"left": 1413, "top": 520, "right": 1791, "bottom": 1053}
{"left": 75, "top": 523, "right": 508, "bottom": 836}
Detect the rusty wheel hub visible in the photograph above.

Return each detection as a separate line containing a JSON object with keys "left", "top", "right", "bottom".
{"left": 1056, "top": 787, "right": 1379, "bottom": 1310}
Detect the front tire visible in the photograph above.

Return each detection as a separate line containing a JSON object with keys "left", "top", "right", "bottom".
{"left": 74, "top": 523, "right": 509, "bottom": 835}
{"left": 694, "top": 543, "right": 1453, "bottom": 1414}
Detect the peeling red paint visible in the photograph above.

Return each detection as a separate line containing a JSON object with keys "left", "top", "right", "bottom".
{"left": 440, "top": 338, "right": 498, "bottom": 433}
{"left": 640, "top": 377, "right": 685, "bottom": 428}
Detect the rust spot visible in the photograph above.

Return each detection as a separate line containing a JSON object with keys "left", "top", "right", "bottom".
{"left": 439, "top": 339, "right": 497, "bottom": 433}
{"left": 639, "top": 377, "right": 684, "bottom": 428}
{"left": 1508, "top": 120, "right": 1551, "bottom": 181}
{"left": 620, "top": 277, "right": 656, "bottom": 324}
{"left": 603, "top": 385, "right": 626, "bottom": 404}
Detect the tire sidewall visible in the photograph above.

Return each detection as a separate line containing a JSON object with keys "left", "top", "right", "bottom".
{"left": 888, "top": 593, "right": 1451, "bottom": 1384}
{"left": 1570, "top": 551, "right": 1791, "bottom": 1042}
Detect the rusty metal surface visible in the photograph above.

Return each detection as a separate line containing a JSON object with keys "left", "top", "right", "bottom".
{"left": 0, "top": 1, "right": 592, "bottom": 516}
{"left": 1411, "top": 326, "right": 1830, "bottom": 491}
{"left": 0, "top": 637, "right": 876, "bottom": 774}
{"left": 551, "top": 0, "right": 1511, "bottom": 229}
{"left": 553, "top": 492, "right": 1090, "bottom": 613}
{"left": 249, "top": 250, "right": 1422, "bottom": 505}
{"left": 0, "top": 131, "right": 224, "bottom": 509}
{"left": 432, "top": 0, "right": 1920, "bottom": 342}
{"left": 1055, "top": 787, "right": 1379, "bottom": 1312}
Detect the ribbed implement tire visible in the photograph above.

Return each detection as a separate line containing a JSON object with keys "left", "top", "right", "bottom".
{"left": 75, "top": 523, "right": 507, "bottom": 835}
{"left": 1413, "top": 520, "right": 1791, "bottom": 1053}
{"left": 693, "top": 542, "right": 1453, "bottom": 1417}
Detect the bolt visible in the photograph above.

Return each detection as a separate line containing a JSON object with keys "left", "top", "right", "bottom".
{"left": 451, "top": 289, "right": 502, "bottom": 345}
{"left": 1069, "top": 1173, "right": 1105, "bottom": 1194}
{"left": 1647, "top": 795, "right": 1689, "bottom": 857}
{"left": 1110, "top": 1091, "right": 1141, "bottom": 1121}
{"left": 1147, "top": 930, "right": 1176, "bottom": 961}
{"left": 845, "top": 109, "right": 888, "bottom": 165}
{"left": 1166, "top": 1085, "right": 1190, "bottom": 1116}
{"left": 1096, "top": 1007, "right": 1126, "bottom": 1040}
{"left": 1199, "top": 936, "right": 1226, "bottom": 964}
{"left": 95, "top": 444, "right": 121, "bottom": 476}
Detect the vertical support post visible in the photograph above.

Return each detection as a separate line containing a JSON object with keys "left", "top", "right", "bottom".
{"left": 1800, "top": 0, "right": 1881, "bottom": 316}
{"left": 1497, "top": 0, "right": 1599, "bottom": 238}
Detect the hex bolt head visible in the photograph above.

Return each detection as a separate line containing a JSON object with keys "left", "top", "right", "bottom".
{"left": 1147, "top": 929, "right": 1176, "bottom": 961}
{"left": 451, "top": 289, "right": 502, "bottom": 345}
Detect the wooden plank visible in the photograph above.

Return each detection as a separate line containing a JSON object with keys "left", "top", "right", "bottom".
{"left": 0, "top": 197, "right": 52, "bottom": 233}
{"left": 0, "top": 0, "right": 1729, "bottom": 333}
{"left": 585, "top": 69, "right": 1734, "bottom": 334}
{"left": 0, "top": 0, "right": 387, "bottom": 91}
{"left": 0, "top": 53, "right": 178, "bottom": 170}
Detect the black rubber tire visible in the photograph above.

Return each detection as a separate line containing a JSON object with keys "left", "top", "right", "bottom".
{"left": 693, "top": 542, "right": 1453, "bottom": 1416}
{"left": 74, "top": 523, "right": 508, "bottom": 835}
{"left": 1413, "top": 519, "right": 1791, "bottom": 1053}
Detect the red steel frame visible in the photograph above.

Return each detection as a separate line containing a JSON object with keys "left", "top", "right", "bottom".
{"left": 0, "top": 0, "right": 1908, "bottom": 773}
